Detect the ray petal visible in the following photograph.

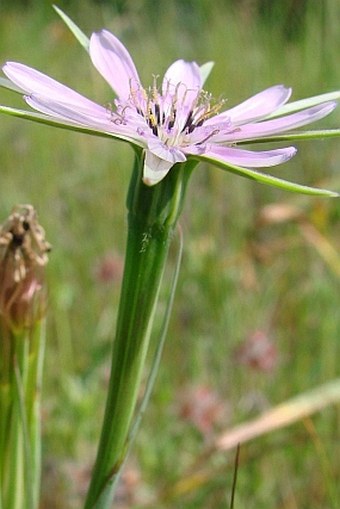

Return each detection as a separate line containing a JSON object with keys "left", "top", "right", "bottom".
{"left": 90, "top": 30, "right": 141, "bottom": 100}
{"left": 3, "top": 62, "right": 104, "bottom": 113}
{"left": 187, "top": 144, "right": 297, "bottom": 167}
{"left": 223, "top": 102, "right": 337, "bottom": 141}
{"left": 210, "top": 85, "right": 292, "bottom": 126}
{"left": 162, "top": 59, "right": 202, "bottom": 107}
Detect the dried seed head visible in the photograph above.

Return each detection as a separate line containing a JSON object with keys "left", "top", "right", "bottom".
{"left": 0, "top": 205, "right": 51, "bottom": 330}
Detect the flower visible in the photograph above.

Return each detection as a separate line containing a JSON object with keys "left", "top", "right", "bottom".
{"left": 234, "top": 330, "right": 278, "bottom": 373}
{"left": 177, "top": 384, "right": 228, "bottom": 438}
{"left": 2, "top": 28, "right": 337, "bottom": 186}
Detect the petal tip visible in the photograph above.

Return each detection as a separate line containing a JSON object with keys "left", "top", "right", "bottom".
{"left": 142, "top": 176, "right": 158, "bottom": 186}
{"left": 286, "top": 146, "right": 298, "bottom": 159}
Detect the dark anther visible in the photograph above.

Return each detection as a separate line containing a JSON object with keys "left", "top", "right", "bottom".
{"left": 182, "top": 112, "right": 194, "bottom": 133}
{"left": 154, "top": 103, "right": 161, "bottom": 124}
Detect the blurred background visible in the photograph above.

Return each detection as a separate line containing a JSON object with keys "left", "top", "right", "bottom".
{"left": 0, "top": 0, "right": 340, "bottom": 507}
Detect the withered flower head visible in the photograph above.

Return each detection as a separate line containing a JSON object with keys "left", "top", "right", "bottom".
{"left": 0, "top": 204, "right": 51, "bottom": 330}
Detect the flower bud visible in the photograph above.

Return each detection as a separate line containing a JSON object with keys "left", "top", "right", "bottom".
{"left": 0, "top": 204, "right": 51, "bottom": 331}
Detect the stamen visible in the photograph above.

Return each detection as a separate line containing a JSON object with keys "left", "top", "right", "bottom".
{"left": 154, "top": 103, "right": 161, "bottom": 124}
{"left": 167, "top": 107, "right": 177, "bottom": 130}
{"left": 151, "top": 75, "right": 160, "bottom": 101}
{"left": 197, "top": 128, "right": 220, "bottom": 145}
{"left": 182, "top": 112, "right": 194, "bottom": 133}
{"left": 114, "top": 73, "right": 227, "bottom": 147}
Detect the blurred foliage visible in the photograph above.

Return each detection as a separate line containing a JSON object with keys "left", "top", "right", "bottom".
{"left": 0, "top": 1, "right": 340, "bottom": 508}
{"left": 0, "top": 0, "right": 318, "bottom": 39}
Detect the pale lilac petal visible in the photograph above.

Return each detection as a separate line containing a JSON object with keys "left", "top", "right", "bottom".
{"left": 25, "top": 94, "right": 145, "bottom": 144}
{"left": 187, "top": 144, "right": 297, "bottom": 167}
{"left": 25, "top": 94, "right": 108, "bottom": 122}
{"left": 226, "top": 85, "right": 292, "bottom": 123}
{"left": 162, "top": 60, "right": 202, "bottom": 107}
{"left": 25, "top": 95, "right": 106, "bottom": 126}
{"left": 90, "top": 30, "right": 140, "bottom": 100}
{"left": 148, "top": 137, "right": 187, "bottom": 163}
{"left": 206, "top": 85, "right": 292, "bottom": 127}
{"left": 143, "top": 151, "right": 175, "bottom": 186}
{"left": 222, "top": 102, "right": 337, "bottom": 141}
{"left": 3, "top": 62, "right": 104, "bottom": 114}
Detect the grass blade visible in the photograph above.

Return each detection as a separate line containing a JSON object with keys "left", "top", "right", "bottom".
{"left": 216, "top": 378, "right": 340, "bottom": 451}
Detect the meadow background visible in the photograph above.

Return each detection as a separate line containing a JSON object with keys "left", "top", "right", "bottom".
{"left": 0, "top": 0, "right": 340, "bottom": 507}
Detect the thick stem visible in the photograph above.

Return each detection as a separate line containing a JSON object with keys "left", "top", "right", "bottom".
{"left": 84, "top": 153, "right": 195, "bottom": 509}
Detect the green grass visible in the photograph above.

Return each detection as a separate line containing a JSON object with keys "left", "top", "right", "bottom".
{"left": 0, "top": 1, "right": 340, "bottom": 508}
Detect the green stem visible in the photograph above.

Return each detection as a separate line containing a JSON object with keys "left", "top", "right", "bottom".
{"left": 84, "top": 152, "right": 196, "bottom": 509}
{"left": 0, "top": 321, "right": 45, "bottom": 509}
{"left": 105, "top": 225, "right": 184, "bottom": 499}
{"left": 128, "top": 225, "right": 183, "bottom": 452}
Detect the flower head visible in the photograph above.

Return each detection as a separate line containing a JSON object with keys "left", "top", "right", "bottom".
{"left": 1, "top": 25, "right": 338, "bottom": 189}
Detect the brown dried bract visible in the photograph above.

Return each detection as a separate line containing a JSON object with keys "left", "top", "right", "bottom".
{"left": 0, "top": 204, "right": 51, "bottom": 282}
{"left": 0, "top": 205, "right": 51, "bottom": 329}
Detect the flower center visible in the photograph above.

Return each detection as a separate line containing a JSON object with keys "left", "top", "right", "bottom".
{"left": 116, "top": 77, "right": 225, "bottom": 147}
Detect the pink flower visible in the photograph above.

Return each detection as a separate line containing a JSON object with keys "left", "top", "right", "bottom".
{"left": 2, "top": 29, "right": 337, "bottom": 186}
{"left": 235, "top": 330, "right": 278, "bottom": 373}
